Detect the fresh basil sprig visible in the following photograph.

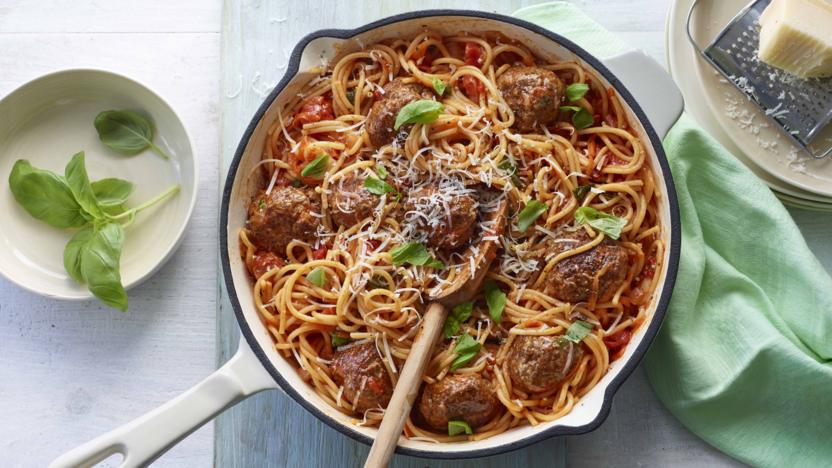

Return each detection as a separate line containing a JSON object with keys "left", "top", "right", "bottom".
{"left": 443, "top": 301, "right": 473, "bottom": 338}
{"left": 394, "top": 100, "right": 444, "bottom": 130}
{"left": 516, "top": 199, "right": 548, "bottom": 232}
{"left": 448, "top": 420, "right": 473, "bottom": 436}
{"left": 301, "top": 154, "right": 329, "bottom": 178}
{"left": 331, "top": 331, "right": 353, "bottom": 348}
{"left": 572, "top": 184, "right": 592, "bottom": 203}
{"left": 560, "top": 105, "right": 594, "bottom": 130}
{"left": 363, "top": 175, "right": 396, "bottom": 196}
{"left": 450, "top": 334, "right": 481, "bottom": 370}
{"left": 390, "top": 242, "right": 444, "bottom": 269}
{"left": 484, "top": 281, "right": 506, "bottom": 324}
{"left": 8, "top": 152, "right": 179, "bottom": 310}
{"left": 565, "top": 320, "right": 593, "bottom": 343}
{"left": 565, "top": 83, "right": 589, "bottom": 102}
{"left": 8, "top": 160, "right": 88, "bottom": 228}
{"left": 432, "top": 78, "right": 447, "bottom": 96}
{"left": 306, "top": 267, "right": 326, "bottom": 287}
{"left": 574, "top": 206, "right": 627, "bottom": 240}
{"left": 94, "top": 110, "right": 171, "bottom": 160}
{"left": 92, "top": 178, "right": 135, "bottom": 208}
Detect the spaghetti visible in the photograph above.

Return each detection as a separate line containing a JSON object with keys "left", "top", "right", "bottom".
{"left": 239, "top": 31, "right": 664, "bottom": 442}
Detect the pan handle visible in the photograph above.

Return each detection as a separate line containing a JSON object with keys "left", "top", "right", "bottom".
{"left": 49, "top": 339, "right": 277, "bottom": 468}
{"left": 602, "top": 50, "right": 684, "bottom": 140}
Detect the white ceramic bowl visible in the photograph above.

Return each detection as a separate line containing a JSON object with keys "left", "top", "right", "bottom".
{"left": 0, "top": 69, "right": 198, "bottom": 301}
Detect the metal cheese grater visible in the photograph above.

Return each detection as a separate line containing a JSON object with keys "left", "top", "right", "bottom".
{"left": 687, "top": 0, "right": 832, "bottom": 159}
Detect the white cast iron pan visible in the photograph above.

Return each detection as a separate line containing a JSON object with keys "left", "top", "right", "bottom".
{"left": 52, "top": 10, "right": 683, "bottom": 467}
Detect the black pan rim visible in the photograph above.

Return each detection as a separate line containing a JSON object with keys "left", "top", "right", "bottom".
{"left": 219, "top": 8, "right": 682, "bottom": 460}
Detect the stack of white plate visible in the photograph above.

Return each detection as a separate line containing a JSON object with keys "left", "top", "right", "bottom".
{"left": 667, "top": 0, "right": 832, "bottom": 211}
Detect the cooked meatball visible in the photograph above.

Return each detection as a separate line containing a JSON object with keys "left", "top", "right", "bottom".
{"left": 417, "top": 374, "right": 500, "bottom": 430}
{"left": 404, "top": 185, "right": 477, "bottom": 251}
{"left": 247, "top": 186, "right": 320, "bottom": 255}
{"left": 330, "top": 174, "right": 378, "bottom": 228}
{"left": 507, "top": 335, "right": 582, "bottom": 393}
{"left": 366, "top": 78, "right": 432, "bottom": 147}
{"left": 546, "top": 227, "right": 629, "bottom": 303}
{"left": 329, "top": 342, "right": 393, "bottom": 414}
{"left": 497, "top": 66, "right": 561, "bottom": 132}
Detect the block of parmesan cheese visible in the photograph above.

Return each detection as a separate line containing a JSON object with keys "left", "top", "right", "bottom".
{"left": 757, "top": 0, "right": 832, "bottom": 78}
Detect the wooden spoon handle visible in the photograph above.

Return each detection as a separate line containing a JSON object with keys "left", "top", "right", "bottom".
{"left": 363, "top": 302, "right": 448, "bottom": 468}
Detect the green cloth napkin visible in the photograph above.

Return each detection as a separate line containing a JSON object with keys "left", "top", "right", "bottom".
{"left": 515, "top": 3, "right": 832, "bottom": 467}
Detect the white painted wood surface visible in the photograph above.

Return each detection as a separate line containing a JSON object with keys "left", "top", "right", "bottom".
{"left": 0, "top": 2, "right": 221, "bottom": 467}
{"left": 2, "top": 0, "right": 830, "bottom": 467}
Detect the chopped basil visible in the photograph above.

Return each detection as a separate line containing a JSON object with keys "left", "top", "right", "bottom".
{"left": 450, "top": 334, "right": 481, "bottom": 370}
{"left": 331, "top": 331, "right": 353, "bottom": 347}
{"left": 432, "top": 77, "right": 447, "bottom": 96}
{"left": 363, "top": 175, "right": 396, "bottom": 196}
{"left": 565, "top": 320, "right": 593, "bottom": 343}
{"left": 291, "top": 178, "right": 302, "bottom": 187}
{"left": 394, "top": 99, "right": 444, "bottom": 130}
{"left": 560, "top": 105, "right": 594, "bottom": 129}
{"left": 306, "top": 267, "right": 326, "bottom": 287}
{"left": 516, "top": 199, "right": 548, "bottom": 232}
{"left": 443, "top": 301, "right": 473, "bottom": 338}
{"left": 375, "top": 165, "right": 388, "bottom": 179}
{"left": 367, "top": 274, "right": 388, "bottom": 289}
{"left": 258, "top": 198, "right": 266, "bottom": 209}
{"left": 498, "top": 155, "right": 523, "bottom": 187}
{"left": 390, "top": 242, "right": 444, "bottom": 269}
{"left": 346, "top": 89, "right": 356, "bottom": 104}
{"left": 484, "top": 281, "right": 506, "bottom": 324}
{"left": 574, "top": 206, "right": 627, "bottom": 240}
{"left": 565, "top": 83, "right": 590, "bottom": 102}
{"left": 572, "top": 184, "right": 591, "bottom": 202}
{"left": 448, "top": 420, "right": 473, "bottom": 436}
{"left": 300, "top": 154, "right": 329, "bottom": 178}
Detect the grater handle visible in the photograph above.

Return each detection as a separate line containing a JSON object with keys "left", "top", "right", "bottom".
{"left": 603, "top": 50, "right": 684, "bottom": 140}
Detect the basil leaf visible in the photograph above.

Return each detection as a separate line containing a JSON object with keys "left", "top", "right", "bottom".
{"left": 306, "top": 267, "right": 326, "bottom": 287}
{"left": 92, "top": 178, "right": 134, "bottom": 207}
{"left": 560, "top": 106, "right": 594, "bottom": 129}
{"left": 300, "top": 154, "right": 329, "bottom": 178}
{"left": 346, "top": 90, "right": 356, "bottom": 104}
{"left": 331, "top": 331, "right": 353, "bottom": 348}
{"left": 565, "top": 83, "right": 589, "bottom": 102}
{"left": 565, "top": 320, "right": 593, "bottom": 343}
{"left": 94, "top": 110, "right": 170, "bottom": 160}
{"left": 432, "top": 78, "right": 447, "bottom": 96}
{"left": 367, "top": 274, "right": 388, "bottom": 289}
{"left": 450, "top": 334, "right": 481, "bottom": 371}
{"left": 65, "top": 152, "right": 104, "bottom": 219}
{"left": 8, "top": 159, "right": 87, "bottom": 228}
{"left": 390, "top": 242, "right": 444, "bottom": 269}
{"left": 394, "top": 99, "right": 443, "bottom": 130}
{"left": 574, "top": 206, "right": 627, "bottom": 240}
{"left": 484, "top": 281, "right": 506, "bottom": 324}
{"left": 573, "top": 184, "right": 591, "bottom": 203}
{"left": 375, "top": 165, "right": 388, "bottom": 179}
{"left": 498, "top": 155, "right": 523, "bottom": 187}
{"left": 443, "top": 301, "right": 473, "bottom": 338}
{"left": 363, "top": 175, "right": 396, "bottom": 196}
{"left": 516, "top": 200, "right": 548, "bottom": 232}
{"left": 448, "top": 420, "right": 473, "bottom": 436}
{"left": 63, "top": 226, "right": 95, "bottom": 284}
{"left": 80, "top": 223, "right": 128, "bottom": 311}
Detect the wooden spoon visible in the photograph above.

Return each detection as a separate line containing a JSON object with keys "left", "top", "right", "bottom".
{"left": 364, "top": 196, "right": 507, "bottom": 468}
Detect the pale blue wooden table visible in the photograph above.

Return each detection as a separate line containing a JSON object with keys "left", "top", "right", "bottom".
{"left": 215, "top": 1, "right": 749, "bottom": 467}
